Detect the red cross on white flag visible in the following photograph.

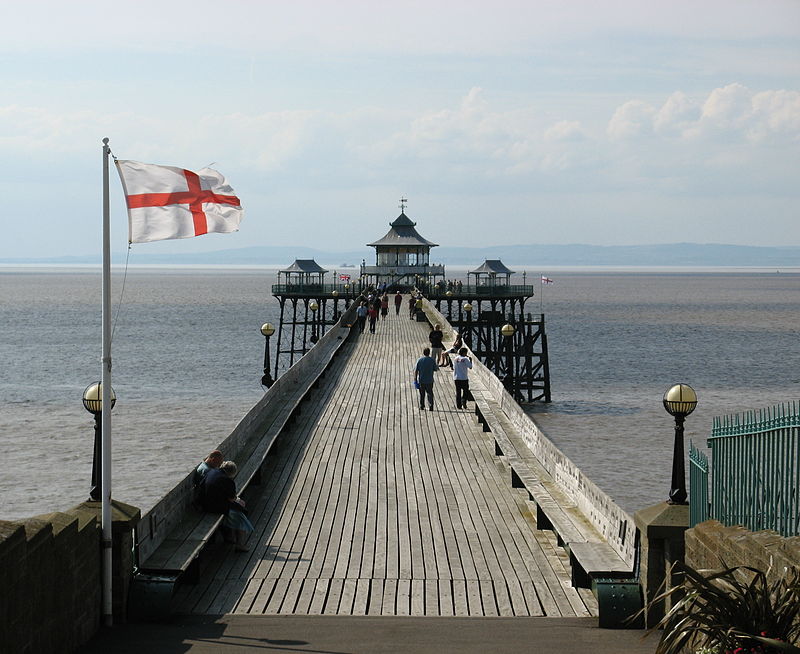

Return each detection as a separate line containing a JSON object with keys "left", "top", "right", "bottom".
{"left": 116, "top": 160, "right": 243, "bottom": 243}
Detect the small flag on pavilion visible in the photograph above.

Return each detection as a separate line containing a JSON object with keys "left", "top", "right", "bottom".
{"left": 339, "top": 274, "right": 351, "bottom": 281}
{"left": 116, "top": 160, "right": 243, "bottom": 243}
{"left": 541, "top": 276, "right": 554, "bottom": 284}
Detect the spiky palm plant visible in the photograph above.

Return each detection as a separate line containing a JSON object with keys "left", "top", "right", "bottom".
{"left": 646, "top": 563, "right": 800, "bottom": 654}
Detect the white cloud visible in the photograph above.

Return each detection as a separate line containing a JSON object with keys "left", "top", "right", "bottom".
{"left": 606, "top": 84, "right": 800, "bottom": 145}
{"left": 606, "top": 100, "right": 656, "bottom": 139}
{"left": 544, "top": 121, "right": 586, "bottom": 142}
{"left": 750, "top": 89, "right": 800, "bottom": 141}
{"left": 653, "top": 92, "right": 700, "bottom": 136}
{"left": 699, "top": 83, "right": 754, "bottom": 131}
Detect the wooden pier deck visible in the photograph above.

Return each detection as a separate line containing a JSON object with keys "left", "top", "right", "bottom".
{"left": 173, "top": 309, "right": 597, "bottom": 618}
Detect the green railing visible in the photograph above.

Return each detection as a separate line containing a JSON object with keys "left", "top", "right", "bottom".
{"left": 689, "top": 442, "right": 709, "bottom": 527}
{"left": 700, "top": 402, "right": 800, "bottom": 536}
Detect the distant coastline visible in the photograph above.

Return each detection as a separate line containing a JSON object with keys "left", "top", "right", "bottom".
{"left": 2, "top": 242, "right": 799, "bottom": 268}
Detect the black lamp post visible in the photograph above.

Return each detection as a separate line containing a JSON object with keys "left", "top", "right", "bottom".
{"left": 260, "top": 322, "right": 275, "bottom": 388}
{"left": 309, "top": 301, "right": 319, "bottom": 343}
{"left": 463, "top": 302, "right": 473, "bottom": 349}
{"left": 82, "top": 382, "right": 116, "bottom": 501}
{"left": 663, "top": 383, "right": 698, "bottom": 505}
{"left": 501, "top": 322, "right": 516, "bottom": 399}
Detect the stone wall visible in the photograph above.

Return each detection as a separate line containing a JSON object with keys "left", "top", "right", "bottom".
{"left": 0, "top": 508, "right": 101, "bottom": 654}
{"left": 686, "top": 519, "right": 800, "bottom": 582}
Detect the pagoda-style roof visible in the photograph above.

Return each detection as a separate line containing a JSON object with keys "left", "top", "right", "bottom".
{"left": 280, "top": 259, "right": 328, "bottom": 274}
{"left": 367, "top": 213, "right": 438, "bottom": 248}
{"left": 469, "top": 259, "right": 515, "bottom": 275}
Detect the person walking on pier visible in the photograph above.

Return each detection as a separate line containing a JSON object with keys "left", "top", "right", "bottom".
{"left": 408, "top": 294, "right": 416, "bottom": 319}
{"left": 368, "top": 301, "right": 379, "bottom": 333}
{"left": 394, "top": 290, "right": 403, "bottom": 315}
{"left": 452, "top": 347, "right": 473, "bottom": 409}
{"left": 356, "top": 301, "right": 368, "bottom": 333}
{"left": 414, "top": 347, "right": 437, "bottom": 411}
{"left": 380, "top": 293, "right": 389, "bottom": 320}
{"left": 429, "top": 323, "right": 446, "bottom": 367}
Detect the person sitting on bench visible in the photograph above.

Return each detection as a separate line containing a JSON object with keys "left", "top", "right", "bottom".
{"left": 200, "top": 460, "right": 254, "bottom": 552}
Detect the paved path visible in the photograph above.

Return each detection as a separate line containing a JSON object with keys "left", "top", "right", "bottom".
{"left": 83, "top": 615, "right": 658, "bottom": 653}
{"left": 172, "top": 309, "right": 597, "bottom": 618}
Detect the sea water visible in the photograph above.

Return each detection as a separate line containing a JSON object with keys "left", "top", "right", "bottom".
{"left": 0, "top": 266, "right": 798, "bottom": 519}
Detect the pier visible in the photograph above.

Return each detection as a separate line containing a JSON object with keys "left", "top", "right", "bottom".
{"left": 172, "top": 307, "right": 591, "bottom": 617}
{"left": 1, "top": 294, "right": 672, "bottom": 653}
{"left": 83, "top": 297, "right": 659, "bottom": 653}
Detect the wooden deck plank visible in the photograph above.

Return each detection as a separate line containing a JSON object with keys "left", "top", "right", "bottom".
{"left": 396, "top": 579, "right": 411, "bottom": 616}
{"left": 323, "top": 578, "right": 344, "bottom": 615}
{"left": 410, "top": 579, "right": 425, "bottom": 616}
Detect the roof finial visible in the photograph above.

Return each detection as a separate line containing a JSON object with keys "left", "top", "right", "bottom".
{"left": 399, "top": 196, "right": 407, "bottom": 213}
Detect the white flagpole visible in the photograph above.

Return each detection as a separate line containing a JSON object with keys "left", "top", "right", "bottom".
{"left": 101, "top": 137, "right": 114, "bottom": 626}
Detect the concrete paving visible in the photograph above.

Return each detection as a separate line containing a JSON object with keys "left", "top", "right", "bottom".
{"left": 81, "top": 615, "right": 659, "bottom": 653}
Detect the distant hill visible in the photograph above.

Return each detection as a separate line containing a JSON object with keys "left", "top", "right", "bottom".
{"left": 3, "top": 243, "right": 799, "bottom": 267}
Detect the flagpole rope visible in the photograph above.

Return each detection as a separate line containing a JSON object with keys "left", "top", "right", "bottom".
{"left": 106, "top": 143, "right": 128, "bottom": 346}
{"left": 110, "top": 239, "right": 132, "bottom": 347}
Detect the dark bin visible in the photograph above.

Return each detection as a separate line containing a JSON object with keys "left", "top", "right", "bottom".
{"left": 128, "top": 572, "right": 177, "bottom": 621}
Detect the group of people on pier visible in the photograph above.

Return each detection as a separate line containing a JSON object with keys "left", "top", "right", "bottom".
{"left": 414, "top": 321, "right": 473, "bottom": 411}
{"left": 355, "top": 289, "right": 409, "bottom": 333}
{"left": 193, "top": 450, "right": 254, "bottom": 552}
{"left": 355, "top": 288, "right": 474, "bottom": 411}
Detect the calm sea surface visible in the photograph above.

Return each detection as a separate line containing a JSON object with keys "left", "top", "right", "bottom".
{"left": 1, "top": 266, "right": 798, "bottom": 519}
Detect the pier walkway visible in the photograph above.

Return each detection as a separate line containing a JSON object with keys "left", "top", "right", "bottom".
{"left": 173, "top": 310, "right": 596, "bottom": 618}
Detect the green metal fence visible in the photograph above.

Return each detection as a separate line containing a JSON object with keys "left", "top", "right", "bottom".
{"left": 697, "top": 401, "right": 800, "bottom": 536}
{"left": 689, "top": 442, "right": 709, "bottom": 527}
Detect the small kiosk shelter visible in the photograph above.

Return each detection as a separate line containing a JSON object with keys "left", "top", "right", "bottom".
{"left": 277, "top": 259, "right": 328, "bottom": 290}
{"left": 363, "top": 211, "right": 444, "bottom": 291}
{"left": 469, "top": 259, "right": 515, "bottom": 287}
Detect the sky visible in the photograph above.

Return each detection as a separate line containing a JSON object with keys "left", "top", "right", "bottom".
{"left": 1, "top": 0, "right": 799, "bottom": 258}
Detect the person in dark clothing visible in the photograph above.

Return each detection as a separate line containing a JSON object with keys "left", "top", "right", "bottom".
{"left": 356, "top": 301, "right": 368, "bottom": 333}
{"left": 201, "top": 461, "right": 254, "bottom": 552}
{"left": 414, "top": 347, "right": 437, "bottom": 411}
{"left": 394, "top": 291, "right": 403, "bottom": 315}
{"left": 429, "top": 324, "right": 446, "bottom": 367}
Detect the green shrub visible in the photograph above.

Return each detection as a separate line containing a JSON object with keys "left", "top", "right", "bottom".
{"left": 645, "top": 563, "right": 800, "bottom": 654}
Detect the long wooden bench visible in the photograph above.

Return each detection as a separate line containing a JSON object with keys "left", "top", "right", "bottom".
{"left": 129, "top": 319, "right": 356, "bottom": 619}
{"left": 136, "top": 436, "right": 270, "bottom": 580}
{"left": 470, "top": 388, "right": 635, "bottom": 590}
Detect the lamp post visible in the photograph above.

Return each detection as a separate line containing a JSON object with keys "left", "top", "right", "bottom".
{"left": 82, "top": 382, "right": 116, "bottom": 501}
{"left": 332, "top": 289, "right": 339, "bottom": 320}
{"left": 663, "top": 383, "right": 698, "bottom": 505}
{"left": 463, "top": 302, "right": 473, "bottom": 349}
{"left": 501, "top": 322, "right": 516, "bottom": 399}
{"left": 309, "top": 301, "right": 319, "bottom": 343}
{"left": 260, "top": 322, "right": 275, "bottom": 388}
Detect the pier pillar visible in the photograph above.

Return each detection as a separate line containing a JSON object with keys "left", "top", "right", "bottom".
{"left": 74, "top": 500, "right": 141, "bottom": 622}
{"left": 633, "top": 502, "right": 689, "bottom": 628}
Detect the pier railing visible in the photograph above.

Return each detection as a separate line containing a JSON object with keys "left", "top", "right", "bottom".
{"left": 690, "top": 403, "right": 800, "bottom": 537}
{"left": 688, "top": 443, "right": 709, "bottom": 527}
{"left": 425, "top": 284, "right": 535, "bottom": 299}
{"left": 270, "top": 283, "right": 536, "bottom": 299}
